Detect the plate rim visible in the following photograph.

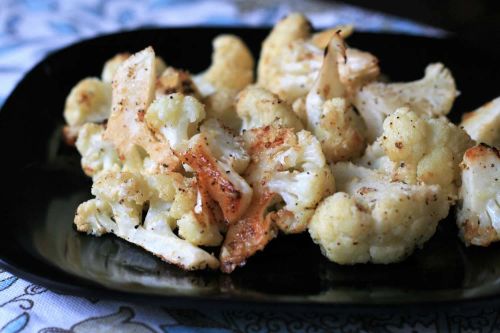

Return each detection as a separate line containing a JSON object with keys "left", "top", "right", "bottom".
{"left": 1, "top": 27, "right": 498, "bottom": 310}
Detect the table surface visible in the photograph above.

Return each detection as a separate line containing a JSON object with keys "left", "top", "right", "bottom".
{"left": 0, "top": 0, "right": 496, "bottom": 332}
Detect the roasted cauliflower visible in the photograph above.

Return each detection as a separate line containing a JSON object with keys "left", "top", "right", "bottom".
{"left": 457, "top": 144, "right": 500, "bottom": 246}
{"left": 182, "top": 119, "right": 253, "bottom": 224}
{"left": 75, "top": 123, "right": 122, "bottom": 177}
{"left": 309, "top": 163, "right": 448, "bottom": 264}
{"left": 380, "top": 107, "right": 473, "bottom": 199}
{"left": 103, "top": 46, "right": 179, "bottom": 171}
{"left": 236, "top": 85, "right": 304, "bottom": 131}
{"left": 460, "top": 97, "right": 500, "bottom": 147}
{"left": 65, "top": 13, "right": 496, "bottom": 275}
{"left": 220, "top": 125, "right": 334, "bottom": 272}
{"left": 74, "top": 171, "right": 220, "bottom": 270}
{"left": 353, "top": 63, "right": 457, "bottom": 142}
{"left": 101, "top": 52, "right": 167, "bottom": 83}
{"left": 305, "top": 36, "right": 366, "bottom": 162}
{"left": 155, "top": 67, "right": 201, "bottom": 99}
{"left": 194, "top": 35, "right": 254, "bottom": 131}
{"left": 63, "top": 77, "right": 112, "bottom": 143}
{"left": 258, "top": 13, "right": 379, "bottom": 104}
{"left": 144, "top": 93, "right": 206, "bottom": 152}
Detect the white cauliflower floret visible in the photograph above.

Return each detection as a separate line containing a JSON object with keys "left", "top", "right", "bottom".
{"left": 381, "top": 107, "right": 473, "bottom": 199}
{"left": 63, "top": 77, "right": 112, "bottom": 144}
{"left": 236, "top": 85, "right": 304, "bottom": 131}
{"left": 101, "top": 53, "right": 167, "bottom": 83}
{"left": 305, "top": 36, "right": 366, "bottom": 162}
{"left": 258, "top": 13, "right": 379, "bottom": 104}
{"left": 144, "top": 93, "right": 206, "bottom": 152}
{"left": 194, "top": 35, "right": 254, "bottom": 131}
{"left": 196, "top": 35, "right": 254, "bottom": 92}
{"left": 220, "top": 125, "right": 334, "bottom": 273}
{"left": 199, "top": 119, "right": 250, "bottom": 174}
{"left": 75, "top": 123, "right": 122, "bottom": 177}
{"left": 460, "top": 97, "right": 500, "bottom": 147}
{"left": 74, "top": 171, "right": 220, "bottom": 270}
{"left": 182, "top": 119, "right": 253, "bottom": 224}
{"left": 457, "top": 144, "right": 500, "bottom": 246}
{"left": 353, "top": 63, "right": 457, "bottom": 142}
{"left": 104, "top": 46, "right": 179, "bottom": 171}
{"left": 257, "top": 13, "right": 312, "bottom": 90}
{"left": 309, "top": 163, "right": 449, "bottom": 264}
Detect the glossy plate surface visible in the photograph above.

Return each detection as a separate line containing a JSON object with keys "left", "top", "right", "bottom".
{"left": 1, "top": 28, "right": 499, "bottom": 309}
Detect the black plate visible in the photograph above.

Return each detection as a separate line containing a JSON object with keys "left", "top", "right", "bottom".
{"left": 1, "top": 28, "right": 500, "bottom": 310}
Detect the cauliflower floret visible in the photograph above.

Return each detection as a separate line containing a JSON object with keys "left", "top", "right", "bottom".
{"left": 309, "top": 163, "right": 449, "bottom": 264}
{"left": 194, "top": 35, "right": 254, "bottom": 131}
{"left": 155, "top": 67, "right": 201, "bottom": 99}
{"left": 144, "top": 93, "right": 206, "bottom": 152}
{"left": 63, "top": 77, "right": 112, "bottom": 144}
{"left": 75, "top": 123, "right": 122, "bottom": 177}
{"left": 457, "top": 144, "right": 500, "bottom": 246}
{"left": 104, "top": 46, "right": 179, "bottom": 171}
{"left": 236, "top": 85, "right": 304, "bottom": 131}
{"left": 200, "top": 119, "right": 250, "bottom": 174}
{"left": 272, "top": 43, "right": 379, "bottom": 104}
{"left": 257, "top": 13, "right": 312, "bottom": 89}
{"left": 353, "top": 63, "right": 457, "bottom": 142}
{"left": 75, "top": 171, "right": 220, "bottom": 270}
{"left": 381, "top": 107, "right": 473, "bottom": 199}
{"left": 182, "top": 119, "right": 253, "bottom": 224}
{"left": 64, "top": 78, "right": 112, "bottom": 128}
{"left": 220, "top": 126, "right": 334, "bottom": 273}
{"left": 101, "top": 53, "right": 167, "bottom": 83}
{"left": 460, "top": 97, "right": 500, "bottom": 147}
{"left": 196, "top": 35, "right": 253, "bottom": 92}
{"left": 305, "top": 36, "right": 366, "bottom": 162}
{"left": 258, "top": 13, "right": 379, "bottom": 104}
{"left": 310, "top": 25, "right": 354, "bottom": 48}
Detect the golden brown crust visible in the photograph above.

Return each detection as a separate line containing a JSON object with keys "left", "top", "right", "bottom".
{"left": 464, "top": 143, "right": 500, "bottom": 162}
{"left": 103, "top": 47, "right": 179, "bottom": 171}
{"left": 155, "top": 67, "right": 201, "bottom": 98}
{"left": 183, "top": 136, "right": 249, "bottom": 224}
{"left": 461, "top": 218, "right": 498, "bottom": 247}
{"left": 220, "top": 190, "right": 278, "bottom": 273}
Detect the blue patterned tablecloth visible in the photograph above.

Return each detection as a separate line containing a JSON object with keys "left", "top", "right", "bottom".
{"left": 1, "top": 1, "right": 493, "bottom": 332}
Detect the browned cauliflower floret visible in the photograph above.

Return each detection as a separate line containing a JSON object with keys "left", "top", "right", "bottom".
{"left": 310, "top": 25, "right": 354, "bottom": 48}
{"left": 236, "top": 85, "right": 304, "bottom": 131}
{"left": 74, "top": 171, "right": 220, "bottom": 270}
{"left": 257, "top": 13, "right": 312, "bottom": 89}
{"left": 380, "top": 108, "right": 473, "bottom": 200}
{"left": 460, "top": 97, "right": 500, "bottom": 147}
{"left": 62, "top": 77, "right": 112, "bottom": 144}
{"left": 194, "top": 35, "right": 254, "bottom": 131}
{"left": 309, "top": 163, "right": 448, "bottom": 264}
{"left": 353, "top": 63, "right": 457, "bottom": 142}
{"left": 155, "top": 67, "right": 201, "bottom": 99}
{"left": 457, "top": 144, "right": 500, "bottom": 246}
{"left": 220, "top": 125, "right": 334, "bottom": 273}
{"left": 101, "top": 52, "right": 167, "bottom": 83}
{"left": 305, "top": 36, "right": 366, "bottom": 162}
{"left": 103, "top": 46, "right": 179, "bottom": 171}
{"left": 258, "top": 13, "right": 379, "bottom": 104}
{"left": 182, "top": 119, "right": 253, "bottom": 224}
